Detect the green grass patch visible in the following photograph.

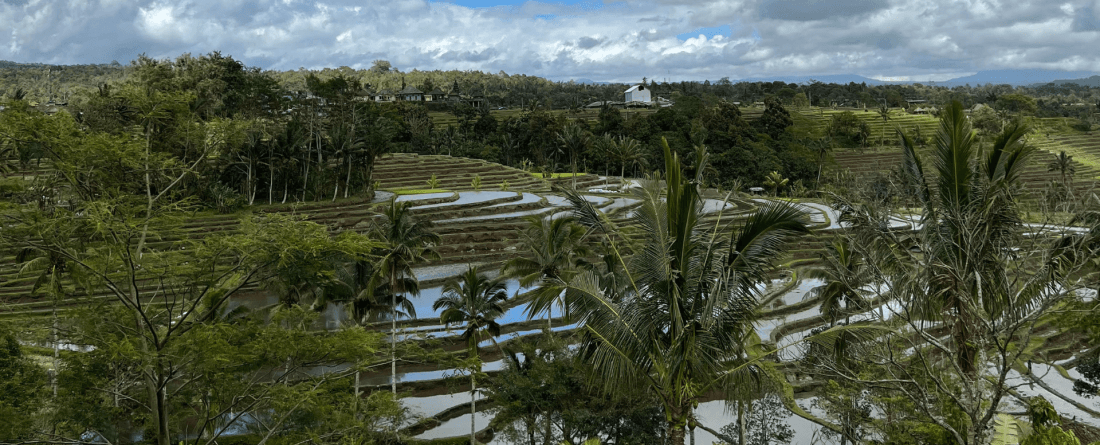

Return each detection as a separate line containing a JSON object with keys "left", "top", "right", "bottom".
{"left": 391, "top": 188, "right": 451, "bottom": 195}
{"left": 529, "top": 172, "right": 586, "bottom": 178}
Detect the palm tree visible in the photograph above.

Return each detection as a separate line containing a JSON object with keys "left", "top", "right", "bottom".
{"left": 830, "top": 99, "right": 1090, "bottom": 444}
{"left": 321, "top": 260, "right": 417, "bottom": 325}
{"left": 610, "top": 135, "right": 645, "bottom": 179}
{"left": 373, "top": 197, "right": 441, "bottom": 395}
{"left": 556, "top": 123, "right": 591, "bottom": 188}
{"left": 811, "top": 137, "right": 833, "bottom": 187}
{"left": 894, "top": 100, "right": 1033, "bottom": 376}
{"left": 17, "top": 244, "right": 72, "bottom": 396}
{"left": 316, "top": 260, "right": 417, "bottom": 399}
{"left": 502, "top": 214, "right": 591, "bottom": 328}
{"left": 804, "top": 238, "right": 869, "bottom": 326}
{"left": 1048, "top": 150, "right": 1076, "bottom": 192}
{"left": 548, "top": 139, "right": 811, "bottom": 445}
{"left": 877, "top": 104, "right": 890, "bottom": 144}
{"left": 763, "top": 171, "right": 788, "bottom": 197}
{"left": 433, "top": 266, "right": 509, "bottom": 445}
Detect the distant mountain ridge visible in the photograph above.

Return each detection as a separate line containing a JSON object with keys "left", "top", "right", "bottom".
{"left": 736, "top": 70, "right": 1100, "bottom": 87}
{"left": 1048, "top": 75, "right": 1100, "bottom": 87}
{"left": 941, "top": 69, "right": 1098, "bottom": 86}
{"left": 736, "top": 74, "right": 892, "bottom": 86}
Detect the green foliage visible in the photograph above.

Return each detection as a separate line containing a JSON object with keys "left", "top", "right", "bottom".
{"left": 1022, "top": 426, "right": 1080, "bottom": 445}
{"left": 763, "top": 171, "right": 789, "bottom": 196}
{"left": 971, "top": 105, "right": 1002, "bottom": 134}
{"left": 547, "top": 140, "right": 810, "bottom": 445}
{"left": 207, "top": 182, "right": 243, "bottom": 214}
{"left": 1027, "top": 396, "right": 1060, "bottom": 429}
{"left": 427, "top": 173, "right": 442, "bottom": 189}
{"left": 472, "top": 173, "right": 482, "bottom": 190}
{"left": 488, "top": 337, "right": 665, "bottom": 445}
{"left": 719, "top": 394, "right": 794, "bottom": 445}
{"left": 755, "top": 97, "right": 794, "bottom": 140}
{"left": 434, "top": 266, "right": 508, "bottom": 353}
{"left": 0, "top": 327, "right": 47, "bottom": 439}
{"left": 997, "top": 93, "right": 1039, "bottom": 116}
{"left": 827, "top": 111, "right": 868, "bottom": 146}
{"left": 992, "top": 413, "right": 1023, "bottom": 445}
{"left": 500, "top": 179, "right": 510, "bottom": 191}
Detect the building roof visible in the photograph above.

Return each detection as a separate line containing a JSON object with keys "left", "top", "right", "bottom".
{"left": 398, "top": 86, "right": 424, "bottom": 95}
{"left": 624, "top": 84, "right": 646, "bottom": 93}
{"left": 377, "top": 89, "right": 394, "bottom": 95}
{"left": 427, "top": 88, "right": 446, "bottom": 95}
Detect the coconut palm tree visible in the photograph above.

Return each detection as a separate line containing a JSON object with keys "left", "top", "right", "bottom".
{"left": 763, "top": 171, "right": 788, "bottom": 197}
{"left": 877, "top": 104, "right": 890, "bottom": 146}
{"left": 556, "top": 123, "right": 591, "bottom": 188}
{"left": 502, "top": 214, "right": 591, "bottom": 328}
{"left": 894, "top": 100, "right": 1033, "bottom": 376}
{"left": 812, "top": 137, "right": 833, "bottom": 187}
{"left": 373, "top": 197, "right": 440, "bottom": 395}
{"left": 321, "top": 260, "right": 417, "bottom": 325}
{"left": 610, "top": 135, "right": 645, "bottom": 179}
{"left": 804, "top": 238, "right": 870, "bottom": 326}
{"left": 828, "top": 99, "right": 1093, "bottom": 445}
{"left": 314, "top": 259, "right": 417, "bottom": 399}
{"left": 17, "top": 244, "right": 72, "bottom": 396}
{"left": 548, "top": 139, "right": 811, "bottom": 445}
{"left": 433, "top": 266, "right": 509, "bottom": 445}
{"left": 1048, "top": 150, "right": 1076, "bottom": 192}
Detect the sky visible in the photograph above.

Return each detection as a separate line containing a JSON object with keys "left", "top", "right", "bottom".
{"left": 2, "top": 0, "right": 1100, "bottom": 82}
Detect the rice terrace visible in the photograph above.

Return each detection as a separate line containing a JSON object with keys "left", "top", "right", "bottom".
{"left": 4, "top": 2, "right": 1100, "bottom": 444}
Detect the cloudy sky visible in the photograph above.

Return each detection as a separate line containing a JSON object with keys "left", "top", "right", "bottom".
{"left": 2, "top": 0, "right": 1099, "bottom": 82}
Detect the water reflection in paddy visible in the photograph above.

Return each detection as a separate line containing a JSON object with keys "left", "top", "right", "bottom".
{"left": 414, "top": 411, "right": 494, "bottom": 440}
{"left": 413, "top": 191, "right": 515, "bottom": 209}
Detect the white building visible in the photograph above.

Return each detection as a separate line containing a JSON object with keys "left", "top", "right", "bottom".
{"left": 624, "top": 84, "right": 652, "bottom": 104}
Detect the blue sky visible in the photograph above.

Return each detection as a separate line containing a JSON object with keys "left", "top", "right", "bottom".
{"left": 2, "top": 0, "right": 1099, "bottom": 82}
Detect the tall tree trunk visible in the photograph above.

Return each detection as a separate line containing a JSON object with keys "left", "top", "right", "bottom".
{"left": 136, "top": 129, "right": 155, "bottom": 258}
{"left": 840, "top": 410, "right": 849, "bottom": 445}
{"left": 543, "top": 406, "right": 553, "bottom": 445}
{"left": 471, "top": 371, "right": 477, "bottom": 445}
{"left": 302, "top": 157, "right": 310, "bottom": 202}
{"left": 316, "top": 131, "right": 324, "bottom": 202}
{"left": 669, "top": 423, "right": 685, "bottom": 445}
{"left": 345, "top": 155, "right": 352, "bottom": 199}
{"left": 738, "top": 400, "right": 746, "bottom": 445}
{"left": 392, "top": 288, "right": 398, "bottom": 396}
{"left": 364, "top": 159, "right": 376, "bottom": 201}
{"left": 269, "top": 145, "right": 275, "bottom": 205}
{"left": 571, "top": 155, "right": 577, "bottom": 189}
{"left": 817, "top": 160, "right": 823, "bottom": 186}
{"left": 155, "top": 378, "right": 169, "bottom": 445}
{"left": 52, "top": 306, "right": 58, "bottom": 397}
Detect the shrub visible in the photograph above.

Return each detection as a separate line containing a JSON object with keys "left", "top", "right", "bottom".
{"left": 208, "top": 183, "right": 243, "bottom": 214}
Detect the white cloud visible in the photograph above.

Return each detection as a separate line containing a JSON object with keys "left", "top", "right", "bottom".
{"left": 0, "top": 0, "right": 1097, "bottom": 81}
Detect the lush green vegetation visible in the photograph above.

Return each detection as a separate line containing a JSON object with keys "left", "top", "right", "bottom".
{"left": 5, "top": 52, "right": 1100, "bottom": 445}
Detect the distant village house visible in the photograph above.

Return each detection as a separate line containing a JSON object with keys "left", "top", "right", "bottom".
{"left": 624, "top": 84, "right": 652, "bottom": 104}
